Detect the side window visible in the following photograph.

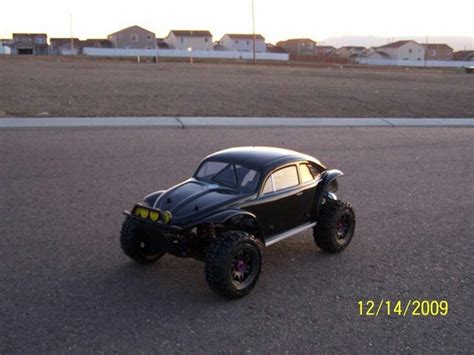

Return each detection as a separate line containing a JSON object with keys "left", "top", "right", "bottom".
{"left": 273, "top": 166, "right": 299, "bottom": 191}
{"left": 299, "top": 164, "right": 314, "bottom": 183}
{"left": 262, "top": 165, "right": 299, "bottom": 195}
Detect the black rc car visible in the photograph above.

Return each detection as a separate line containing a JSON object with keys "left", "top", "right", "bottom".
{"left": 120, "top": 147, "right": 355, "bottom": 298}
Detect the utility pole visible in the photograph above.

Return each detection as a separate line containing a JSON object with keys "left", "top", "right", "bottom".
{"left": 70, "top": 14, "right": 74, "bottom": 54}
{"left": 252, "top": 0, "right": 256, "bottom": 63}
{"left": 424, "top": 35, "right": 428, "bottom": 68}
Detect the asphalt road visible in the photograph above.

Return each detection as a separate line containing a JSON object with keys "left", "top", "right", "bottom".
{"left": 1, "top": 127, "right": 473, "bottom": 353}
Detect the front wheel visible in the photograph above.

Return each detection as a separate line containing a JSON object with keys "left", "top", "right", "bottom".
{"left": 120, "top": 216, "right": 165, "bottom": 264}
{"left": 205, "top": 231, "right": 262, "bottom": 299}
{"left": 313, "top": 199, "right": 355, "bottom": 253}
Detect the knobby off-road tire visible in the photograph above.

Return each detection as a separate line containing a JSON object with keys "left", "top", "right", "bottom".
{"left": 205, "top": 231, "right": 262, "bottom": 299}
{"left": 120, "top": 216, "right": 165, "bottom": 264}
{"left": 314, "top": 199, "right": 355, "bottom": 253}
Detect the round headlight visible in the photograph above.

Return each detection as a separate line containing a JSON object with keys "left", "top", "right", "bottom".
{"left": 150, "top": 211, "right": 159, "bottom": 222}
{"left": 162, "top": 211, "right": 172, "bottom": 224}
{"left": 140, "top": 209, "right": 149, "bottom": 219}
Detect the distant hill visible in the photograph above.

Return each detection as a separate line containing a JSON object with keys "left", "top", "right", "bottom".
{"left": 320, "top": 35, "right": 473, "bottom": 51}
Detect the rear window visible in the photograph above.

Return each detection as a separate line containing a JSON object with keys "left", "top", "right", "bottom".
{"left": 196, "top": 161, "right": 260, "bottom": 192}
{"left": 299, "top": 164, "right": 314, "bottom": 183}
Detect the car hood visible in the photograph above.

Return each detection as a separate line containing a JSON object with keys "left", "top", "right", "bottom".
{"left": 153, "top": 179, "right": 250, "bottom": 224}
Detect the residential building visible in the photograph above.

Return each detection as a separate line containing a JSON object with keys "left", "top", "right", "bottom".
{"left": 423, "top": 43, "right": 453, "bottom": 60}
{"left": 315, "top": 45, "right": 336, "bottom": 57}
{"left": 266, "top": 43, "right": 287, "bottom": 53}
{"left": 156, "top": 38, "right": 169, "bottom": 49}
{"left": 1, "top": 39, "right": 13, "bottom": 46}
{"left": 364, "top": 51, "right": 390, "bottom": 60}
{"left": 50, "top": 38, "right": 112, "bottom": 55}
{"left": 49, "top": 38, "right": 80, "bottom": 55}
{"left": 375, "top": 40, "right": 425, "bottom": 61}
{"left": 276, "top": 38, "right": 317, "bottom": 57}
{"left": 364, "top": 47, "right": 378, "bottom": 56}
{"left": 0, "top": 45, "right": 11, "bottom": 55}
{"left": 213, "top": 41, "right": 226, "bottom": 51}
{"left": 164, "top": 30, "right": 213, "bottom": 50}
{"left": 452, "top": 50, "right": 474, "bottom": 61}
{"left": 11, "top": 33, "right": 48, "bottom": 55}
{"left": 220, "top": 34, "right": 266, "bottom": 52}
{"left": 80, "top": 38, "right": 113, "bottom": 49}
{"left": 335, "top": 46, "right": 366, "bottom": 59}
{"left": 108, "top": 25, "right": 156, "bottom": 49}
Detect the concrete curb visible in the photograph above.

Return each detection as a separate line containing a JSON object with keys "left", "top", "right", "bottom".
{"left": 0, "top": 116, "right": 473, "bottom": 128}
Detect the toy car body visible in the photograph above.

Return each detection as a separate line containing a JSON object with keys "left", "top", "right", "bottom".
{"left": 121, "top": 147, "right": 355, "bottom": 298}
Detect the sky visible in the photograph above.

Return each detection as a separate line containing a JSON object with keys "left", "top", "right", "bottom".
{"left": 1, "top": 0, "right": 473, "bottom": 46}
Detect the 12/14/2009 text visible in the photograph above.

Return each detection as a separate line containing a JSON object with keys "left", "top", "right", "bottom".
{"left": 358, "top": 300, "right": 448, "bottom": 317}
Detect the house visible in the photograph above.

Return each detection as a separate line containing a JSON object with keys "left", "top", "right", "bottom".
{"left": 423, "top": 44, "right": 453, "bottom": 61}
{"left": 1, "top": 39, "right": 13, "bottom": 46}
{"left": 220, "top": 34, "right": 266, "bottom": 52}
{"left": 81, "top": 39, "right": 113, "bottom": 48}
{"left": 276, "top": 38, "right": 317, "bottom": 57}
{"left": 364, "top": 47, "right": 378, "bottom": 56}
{"left": 0, "top": 39, "right": 12, "bottom": 54}
{"left": 0, "top": 45, "right": 11, "bottom": 55}
{"left": 11, "top": 33, "right": 48, "bottom": 55}
{"left": 164, "top": 30, "right": 213, "bottom": 50}
{"left": 156, "top": 38, "right": 169, "bottom": 49}
{"left": 314, "top": 45, "right": 336, "bottom": 57}
{"left": 50, "top": 38, "right": 112, "bottom": 55}
{"left": 213, "top": 41, "right": 226, "bottom": 51}
{"left": 108, "top": 25, "right": 156, "bottom": 49}
{"left": 266, "top": 43, "right": 287, "bottom": 53}
{"left": 452, "top": 50, "right": 474, "bottom": 61}
{"left": 49, "top": 38, "right": 80, "bottom": 55}
{"left": 376, "top": 40, "right": 425, "bottom": 61}
{"left": 335, "top": 46, "right": 366, "bottom": 59}
{"left": 364, "top": 51, "right": 390, "bottom": 60}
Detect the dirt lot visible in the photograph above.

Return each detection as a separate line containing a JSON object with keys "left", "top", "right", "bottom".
{"left": 0, "top": 56, "right": 473, "bottom": 117}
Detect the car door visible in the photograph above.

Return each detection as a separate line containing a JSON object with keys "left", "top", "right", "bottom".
{"left": 243, "top": 165, "right": 302, "bottom": 237}
{"left": 295, "top": 163, "right": 321, "bottom": 223}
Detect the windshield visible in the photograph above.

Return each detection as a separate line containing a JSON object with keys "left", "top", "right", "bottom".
{"left": 195, "top": 161, "right": 260, "bottom": 192}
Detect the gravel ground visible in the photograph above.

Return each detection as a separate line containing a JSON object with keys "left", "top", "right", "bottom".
{"left": 1, "top": 56, "right": 473, "bottom": 118}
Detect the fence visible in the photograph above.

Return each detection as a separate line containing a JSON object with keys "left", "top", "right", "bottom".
{"left": 357, "top": 57, "right": 474, "bottom": 68}
{"left": 82, "top": 47, "right": 289, "bottom": 61}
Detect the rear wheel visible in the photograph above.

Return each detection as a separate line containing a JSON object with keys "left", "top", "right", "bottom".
{"left": 205, "top": 231, "right": 262, "bottom": 299}
{"left": 120, "top": 216, "right": 165, "bottom": 264}
{"left": 314, "top": 199, "right": 355, "bottom": 253}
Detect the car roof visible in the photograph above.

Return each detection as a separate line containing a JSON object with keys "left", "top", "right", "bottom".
{"left": 202, "top": 146, "right": 324, "bottom": 171}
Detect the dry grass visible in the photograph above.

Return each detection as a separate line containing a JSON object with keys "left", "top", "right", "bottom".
{"left": 0, "top": 56, "right": 473, "bottom": 117}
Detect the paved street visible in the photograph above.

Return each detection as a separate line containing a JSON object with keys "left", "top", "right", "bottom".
{"left": 1, "top": 127, "right": 473, "bottom": 353}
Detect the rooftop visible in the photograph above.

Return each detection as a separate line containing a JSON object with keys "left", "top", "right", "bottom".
{"left": 108, "top": 25, "right": 154, "bottom": 36}
{"left": 169, "top": 30, "right": 212, "bottom": 37}
{"left": 225, "top": 34, "right": 265, "bottom": 40}
{"left": 378, "top": 40, "right": 415, "bottom": 49}
{"left": 203, "top": 146, "right": 321, "bottom": 171}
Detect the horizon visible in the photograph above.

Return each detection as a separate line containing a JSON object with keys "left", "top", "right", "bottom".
{"left": 1, "top": 0, "right": 473, "bottom": 49}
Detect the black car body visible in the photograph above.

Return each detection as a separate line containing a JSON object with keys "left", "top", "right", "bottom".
{"left": 121, "top": 147, "right": 355, "bottom": 298}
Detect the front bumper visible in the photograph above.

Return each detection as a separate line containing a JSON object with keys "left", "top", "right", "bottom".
{"left": 123, "top": 204, "right": 183, "bottom": 232}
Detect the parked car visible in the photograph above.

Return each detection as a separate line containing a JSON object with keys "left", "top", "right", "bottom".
{"left": 120, "top": 147, "right": 356, "bottom": 298}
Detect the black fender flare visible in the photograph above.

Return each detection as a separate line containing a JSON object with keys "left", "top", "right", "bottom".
{"left": 143, "top": 190, "right": 165, "bottom": 207}
{"left": 200, "top": 209, "right": 265, "bottom": 242}
{"left": 313, "top": 169, "right": 343, "bottom": 219}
